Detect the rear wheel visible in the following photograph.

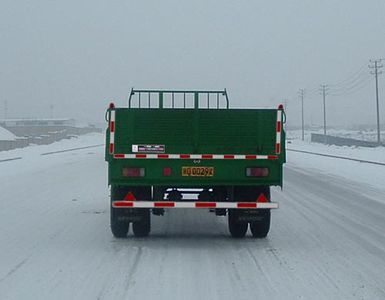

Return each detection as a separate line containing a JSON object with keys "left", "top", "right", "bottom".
{"left": 228, "top": 210, "right": 248, "bottom": 238}
{"left": 250, "top": 209, "right": 271, "bottom": 238}
{"left": 110, "top": 185, "right": 151, "bottom": 238}
{"left": 231, "top": 186, "right": 271, "bottom": 238}
{"left": 111, "top": 208, "right": 129, "bottom": 238}
{"left": 110, "top": 186, "right": 130, "bottom": 238}
{"left": 132, "top": 209, "right": 151, "bottom": 237}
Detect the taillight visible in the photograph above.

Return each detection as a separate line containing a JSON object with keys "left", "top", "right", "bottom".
{"left": 246, "top": 167, "right": 269, "bottom": 177}
{"left": 122, "top": 167, "right": 145, "bottom": 177}
{"left": 163, "top": 167, "right": 172, "bottom": 176}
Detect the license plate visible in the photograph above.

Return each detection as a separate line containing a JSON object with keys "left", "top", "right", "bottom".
{"left": 182, "top": 167, "right": 214, "bottom": 177}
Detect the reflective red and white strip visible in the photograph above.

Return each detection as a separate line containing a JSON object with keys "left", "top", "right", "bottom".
{"left": 113, "top": 153, "right": 278, "bottom": 160}
{"left": 112, "top": 201, "right": 278, "bottom": 209}
{"left": 109, "top": 110, "right": 116, "bottom": 154}
{"left": 276, "top": 109, "right": 282, "bottom": 154}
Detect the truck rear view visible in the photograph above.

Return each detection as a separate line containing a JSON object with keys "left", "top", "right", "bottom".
{"left": 105, "top": 89, "right": 286, "bottom": 238}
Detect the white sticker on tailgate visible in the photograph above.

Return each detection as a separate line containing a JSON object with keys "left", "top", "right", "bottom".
{"left": 132, "top": 144, "right": 165, "bottom": 153}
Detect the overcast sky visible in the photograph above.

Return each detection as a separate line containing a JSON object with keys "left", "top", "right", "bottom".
{"left": 1, "top": 0, "right": 384, "bottom": 127}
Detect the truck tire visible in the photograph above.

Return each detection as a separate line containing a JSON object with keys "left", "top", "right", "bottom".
{"left": 110, "top": 185, "right": 152, "bottom": 238}
{"left": 250, "top": 209, "right": 271, "bottom": 238}
{"left": 111, "top": 208, "right": 129, "bottom": 238}
{"left": 132, "top": 209, "right": 151, "bottom": 237}
{"left": 110, "top": 185, "right": 130, "bottom": 238}
{"left": 228, "top": 210, "right": 248, "bottom": 238}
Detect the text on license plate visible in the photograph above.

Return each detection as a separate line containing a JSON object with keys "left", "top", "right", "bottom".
{"left": 182, "top": 167, "right": 214, "bottom": 177}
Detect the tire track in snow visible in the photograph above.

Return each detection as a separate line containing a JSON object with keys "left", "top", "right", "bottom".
{"left": 0, "top": 258, "right": 29, "bottom": 284}
{"left": 0, "top": 157, "right": 22, "bottom": 163}
{"left": 0, "top": 144, "right": 103, "bottom": 164}
{"left": 282, "top": 167, "right": 385, "bottom": 297}
{"left": 123, "top": 246, "right": 143, "bottom": 292}
{"left": 283, "top": 190, "right": 385, "bottom": 298}
{"left": 40, "top": 144, "right": 104, "bottom": 156}
{"left": 245, "top": 247, "right": 278, "bottom": 294}
{"left": 285, "top": 168, "right": 385, "bottom": 255}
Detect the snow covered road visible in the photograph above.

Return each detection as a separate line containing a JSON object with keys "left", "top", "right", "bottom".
{"left": 0, "top": 138, "right": 384, "bottom": 299}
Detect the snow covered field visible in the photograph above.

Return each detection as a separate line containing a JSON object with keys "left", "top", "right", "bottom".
{"left": 287, "top": 139, "right": 385, "bottom": 196}
{"left": 0, "top": 133, "right": 384, "bottom": 299}
{"left": 287, "top": 129, "right": 385, "bottom": 144}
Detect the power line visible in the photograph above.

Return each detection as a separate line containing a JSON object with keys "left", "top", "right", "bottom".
{"left": 327, "top": 63, "right": 368, "bottom": 88}
{"left": 303, "top": 62, "right": 372, "bottom": 98}
{"left": 294, "top": 60, "right": 383, "bottom": 134}
{"left": 328, "top": 73, "right": 371, "bottom": 92}
{"left": 328, "top": 75, "right": 372, "bottom": 96}
{"left": 302, "top": 87, "right": 320, "bottom": 99}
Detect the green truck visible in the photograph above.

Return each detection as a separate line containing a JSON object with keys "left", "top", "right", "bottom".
{"left": 105, "top": 89, "right": 286, "bottom": 238}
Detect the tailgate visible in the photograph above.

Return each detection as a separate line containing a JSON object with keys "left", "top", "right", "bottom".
{"left": 106, "top": 107, "right": 285, "bottom": 187}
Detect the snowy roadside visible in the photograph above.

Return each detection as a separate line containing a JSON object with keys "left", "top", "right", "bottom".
{"left": 0, "top": 133, "right": 104, "bottom": 159}
{"left": 287, "top": 139, "right": 385, "bottom": 196}
{"left": 0, "top": 133, "right": 105, "bottom": 178}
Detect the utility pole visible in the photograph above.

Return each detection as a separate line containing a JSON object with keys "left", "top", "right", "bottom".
{"left": 369, "top": 59, "right": 383, "bottom": 145}
{"left": 299, "top": 89, "right": 305, "bottom": 141}
{"left": 320, "top": 85, "right": 329, "bottom": 142}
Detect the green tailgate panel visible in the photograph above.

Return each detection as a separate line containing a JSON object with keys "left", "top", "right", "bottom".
{"left": 106, "top": 108, "right": 284, "bottom": 187}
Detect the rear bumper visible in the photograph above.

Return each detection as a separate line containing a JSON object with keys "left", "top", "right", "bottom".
{"left": 112, "top": 201, "right": 278, "bottom": 209}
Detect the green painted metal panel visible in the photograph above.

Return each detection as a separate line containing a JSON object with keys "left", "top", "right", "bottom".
{"left": 112, "top": 108, "right": 278, "bottom": 155}
{"left": 106, "top": 104, "right": 285, "bottom": 188}
{"left": 108, "top": 158, "right": 283, "bottom": 187}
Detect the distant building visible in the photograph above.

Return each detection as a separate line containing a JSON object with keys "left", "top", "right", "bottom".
{"left": 0, "top": 118, "right": 101, "bottom": 151}
{"left": 0, "top": 118, "right": 76, "bottom": 128}
{"left": 0, "top": 126, "right": 29, "bottom": 151}
{"left": 0, "top": 125, "right": 17, "bottom": 141}
{"left": 0, "top": 118, "right": 77, "bottom": 137}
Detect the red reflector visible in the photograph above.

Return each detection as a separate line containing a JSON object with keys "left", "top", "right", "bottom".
{"left": 163, "top": 167, "right": 172, "bottom": 176}
{"left": 154, "top": 202, "right": 175, "bottom": 207}
{"left": 124, "top": 192, "right": 136, "bottom": 201}
{"left": 278, "top": 104, "right": 284, "bottom": 110}
{"left": 257, "top": 194, "right": 268, "bottom": 203}
{"left": 238, "top": 202, "right": 257, "bottom": 208}
{"left": 276, "top": 143, "right": 281, "bottom": 153}
{"left": 109, "top": 102, "right": 115, "bottom": 109}
{"left": 114, "top": 201, "right": 133, "bottom": 207}
{"left": 110, "top": 121, "right": 115, "bottom": 132}
{"left": 245, "top": 155, "right": 257, "bottom": 160}
{"left": 195, "top": 202, "right": 216, "bottom": 208}
{"left": 246, "top": 167, "right": 269, "bottom": 177}
{"left": 122, "top": 167, "right": 145, "bottom": 177}
{"left": 276, "top": 121, "right": 281, "bottom": 132}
